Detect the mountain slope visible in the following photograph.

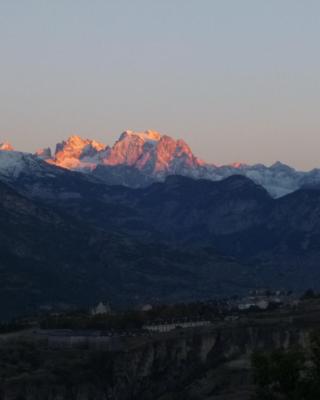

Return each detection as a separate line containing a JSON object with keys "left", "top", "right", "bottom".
{"left": 49, "top": 135, "right": 108, "bottom": 170}
{"left": 21, "top": 170, "right": 320, "bottom": 293}
{"left": 0, "top": 150, "right": 59, "bottom": 181}
{"left": 4, "top": 151, "right": 320, "bottom": 267}
{"left": 37, "top": 130, "right": 320, "bottom": 197}
{"left": 49, "top": 130, "right": 204, "bottom": 179}
{"left": 3, "top": 142, "right": 320, "bottom": 310}
{"left": 0, "top": 180, "right": 255, "bottom": 318}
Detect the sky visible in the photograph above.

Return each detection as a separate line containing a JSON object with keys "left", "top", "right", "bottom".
{"left": 0, "top": 0, "right": 319, "bottom": 170}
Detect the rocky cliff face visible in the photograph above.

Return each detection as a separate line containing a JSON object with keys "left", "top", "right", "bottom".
{"left": 49, "top": 135, "right": 109, "bottom": 170}
{"left": 1, "top": 305, "right": 319, "bottom": 400}
{"left": 35, "top": 147, "right": 52, "bottom": 160}
{"left": 4, "top": 129, "right": 320, "bottom": 197}
{"left": 0, "top": 178, "right": 256, "bottom": 319}
{"left": 3, "top": 159, "right": 320, "bottom": 310}
{"left": 30, "top": 129, "right": 320, "bottom": 198}
{"left": 48, "top": 130, "right": 203, "bottom": 180}
{"left": 0, "top": 142, "right": 14, "bottom": 151}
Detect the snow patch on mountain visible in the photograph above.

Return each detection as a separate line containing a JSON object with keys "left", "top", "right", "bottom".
{"left": 0, "top": 142, "right": 14, "bottom": 151}
{"left": 0, "top": 150, "right": 62, "bottom": 181}
{"left": 39, "top": 130, "right": 320, "bottom": 197}
{"left": 49, "top": 135, "right": 108, "bottom": 171}
{"left": 121, "top": 130, "right": 161, "bottom": 143}
{"left": 2, "top": 130, "right": 320, "bottom": 198}
{"left": 35, "top": 148, "right": 52, "bottom": 160}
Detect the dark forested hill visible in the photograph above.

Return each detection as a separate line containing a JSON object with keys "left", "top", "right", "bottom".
{"left": 3, "top": 155, "right": 320, "bottom": 317}
{"left": 0, "top": 180, "right": 255, "bottom": 318}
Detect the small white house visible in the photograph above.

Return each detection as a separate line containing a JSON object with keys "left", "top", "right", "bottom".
{"left": 143, "top": 320, "right": 211, "bottom": 333}
{"left": 91, "top": 302, "right": 111, "bottom": 316}
{"left": 238, "top": 299, "right": 269, "bottom": 311}
{"left": 141, "top": 304, "right": 153, "bottom": 312}
{"left": 256, "top": 300, "right": 269, "bottom": 310}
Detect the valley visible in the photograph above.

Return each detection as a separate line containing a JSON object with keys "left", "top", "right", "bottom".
{"left": 1, "top": 298, "right": 320, "bottom": 400}
{"left": 2, "top": 135, "right": 320, "bottom": 317}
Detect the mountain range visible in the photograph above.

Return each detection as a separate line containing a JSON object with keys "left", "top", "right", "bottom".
{"left": 2, "top": 130, "right": 320, "bottom": 197}
{"left": 1, "top": 130, "right": 320, "bottom": 317}
{"left": 0, "top": 172, "right": 255, "bottom": 318}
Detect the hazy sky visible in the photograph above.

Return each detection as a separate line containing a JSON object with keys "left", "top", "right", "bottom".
{"left": 0, "top": 1, "right": 319, "bottom": 170}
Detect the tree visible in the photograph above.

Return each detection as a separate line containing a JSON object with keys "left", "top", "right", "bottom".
{"left": 301, "top": 289, "right": 317, "bottom": 300}
{"left": 252, "top": 349, "right": 306, "bottom": 400}
{"left": 252, "top": 332, "right": 320, "bottom": 399}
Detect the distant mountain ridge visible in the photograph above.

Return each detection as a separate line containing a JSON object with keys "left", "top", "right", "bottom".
{"left": 2, "top": 144, "right": 320, "bottom": 315}
{"left": 2, "top": 130, "right": 320, "bottom": 196}
{"left": 0, "top": 176, "right": 257, "bottom": 318}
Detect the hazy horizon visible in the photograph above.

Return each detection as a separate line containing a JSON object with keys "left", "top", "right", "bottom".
{"left": 1, "top": 1, "right": 319, "bottom": 170}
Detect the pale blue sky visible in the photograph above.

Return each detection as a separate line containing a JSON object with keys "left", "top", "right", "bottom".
{"left": 0, "top": 1, "right": 319, "bottom": 169}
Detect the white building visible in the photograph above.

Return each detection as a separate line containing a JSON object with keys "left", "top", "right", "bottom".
{"left": 143, "top": 320, "right": 211, "bottom": 333}
{"left": 91, "top": 302, "right": 111, "bottom": 316}
{"left": 140, "top": 304, "right": 153, "bottom": 312}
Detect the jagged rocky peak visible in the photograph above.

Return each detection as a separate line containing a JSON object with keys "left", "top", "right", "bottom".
{"left": 105, "top": 130, "right": 158, "bottom": 167}
{"left": 0, "top": 142, "right": 14, "bottom": 151}
{"left": 35, "top": 147, "right": 52, "bottom": 160}
{"left": 104, "top": 130, "right": 203, "bottom": 176}
{"left": 120, "top": 129, "right": 162, "bottom": 142}
{"left": 150, "top": 135, "right": 203, "bottom": 174}
{"left": 47, "top": 131, "right": 201, "bottom": 174}
{"left": 270, "top": 161, "right": 296, "bottom": 173}
{"left": 0, "top": 148, "right": 60, "bottom": 181}
{"left": 51, "top": 135, "right": 108, "bottom": 170}
{"left": 55, "top": 135, "right": 107, "bottom": 154}
{"left": 230, "top": 162, "right": 248, "bottom": 169}
{"left": 38, "top": 130, "right": 310, "bottom": 198}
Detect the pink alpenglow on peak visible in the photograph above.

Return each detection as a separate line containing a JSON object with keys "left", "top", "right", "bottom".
{"left": 49, "top": 135, "right": 109, "bottom": 171}
{"left": 47, "top": 130, "right": 204, "bottom": 177}
{"left": 121, "top": 130, "right": 162, "bottom": 142}
{"left": 35, "top": 148, "right": 52, "bottom": 160}
{"left": 0, "top": 142, "right": 14, "bottom": 151}
{"left": 230, "top": 162, "right": 248, "bottom": 169}
{"left": 103, "top": 131, "right": 203, "bottom": 176}
{"left": 0, "top": 129, "right": 313, "bottom": 198}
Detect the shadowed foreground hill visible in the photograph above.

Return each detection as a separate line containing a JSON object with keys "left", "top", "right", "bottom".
{"left": 38, "top": 172, "right": 320, "bottom": 264}
{"left": 0, "top": 181, "right": 253, "bottom": 318}
{"left": 4, "top": 157, "right": 320, "bottom": 317}
{"left": 2, "top": 301, "right": 320, "bottom": 399}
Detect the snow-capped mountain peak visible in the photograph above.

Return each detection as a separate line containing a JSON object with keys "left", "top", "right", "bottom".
{"left": 36, "top": 130, "right": 316, "bottom": 197}
{"left": 50, "top": 135, "right": 108, "bottom": 171}
{"left": 0, "top": 142, "right": 14, "bottom": 151}
{"left": 230, "top": 162, "right": 248, "bottom": 169}
{"left": 2, "top": 130, "right": 319, "bottom": 198}
{"left": 270, "top": 161, "right": 295, "bottom": 172}
{"left": 44, "top": 130, "right": 202, "bottom": 177}
{"left": 120, "top": 130, "right": 162, "bottom": 143}
{"left": 0, "top": 150, "right": 60, "bottom": 181}
{"left": 102, "top": 130, "right": 203, "bottom": 176}
{"left": 35, "top": 148, "right": 52, "bottom": 160}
